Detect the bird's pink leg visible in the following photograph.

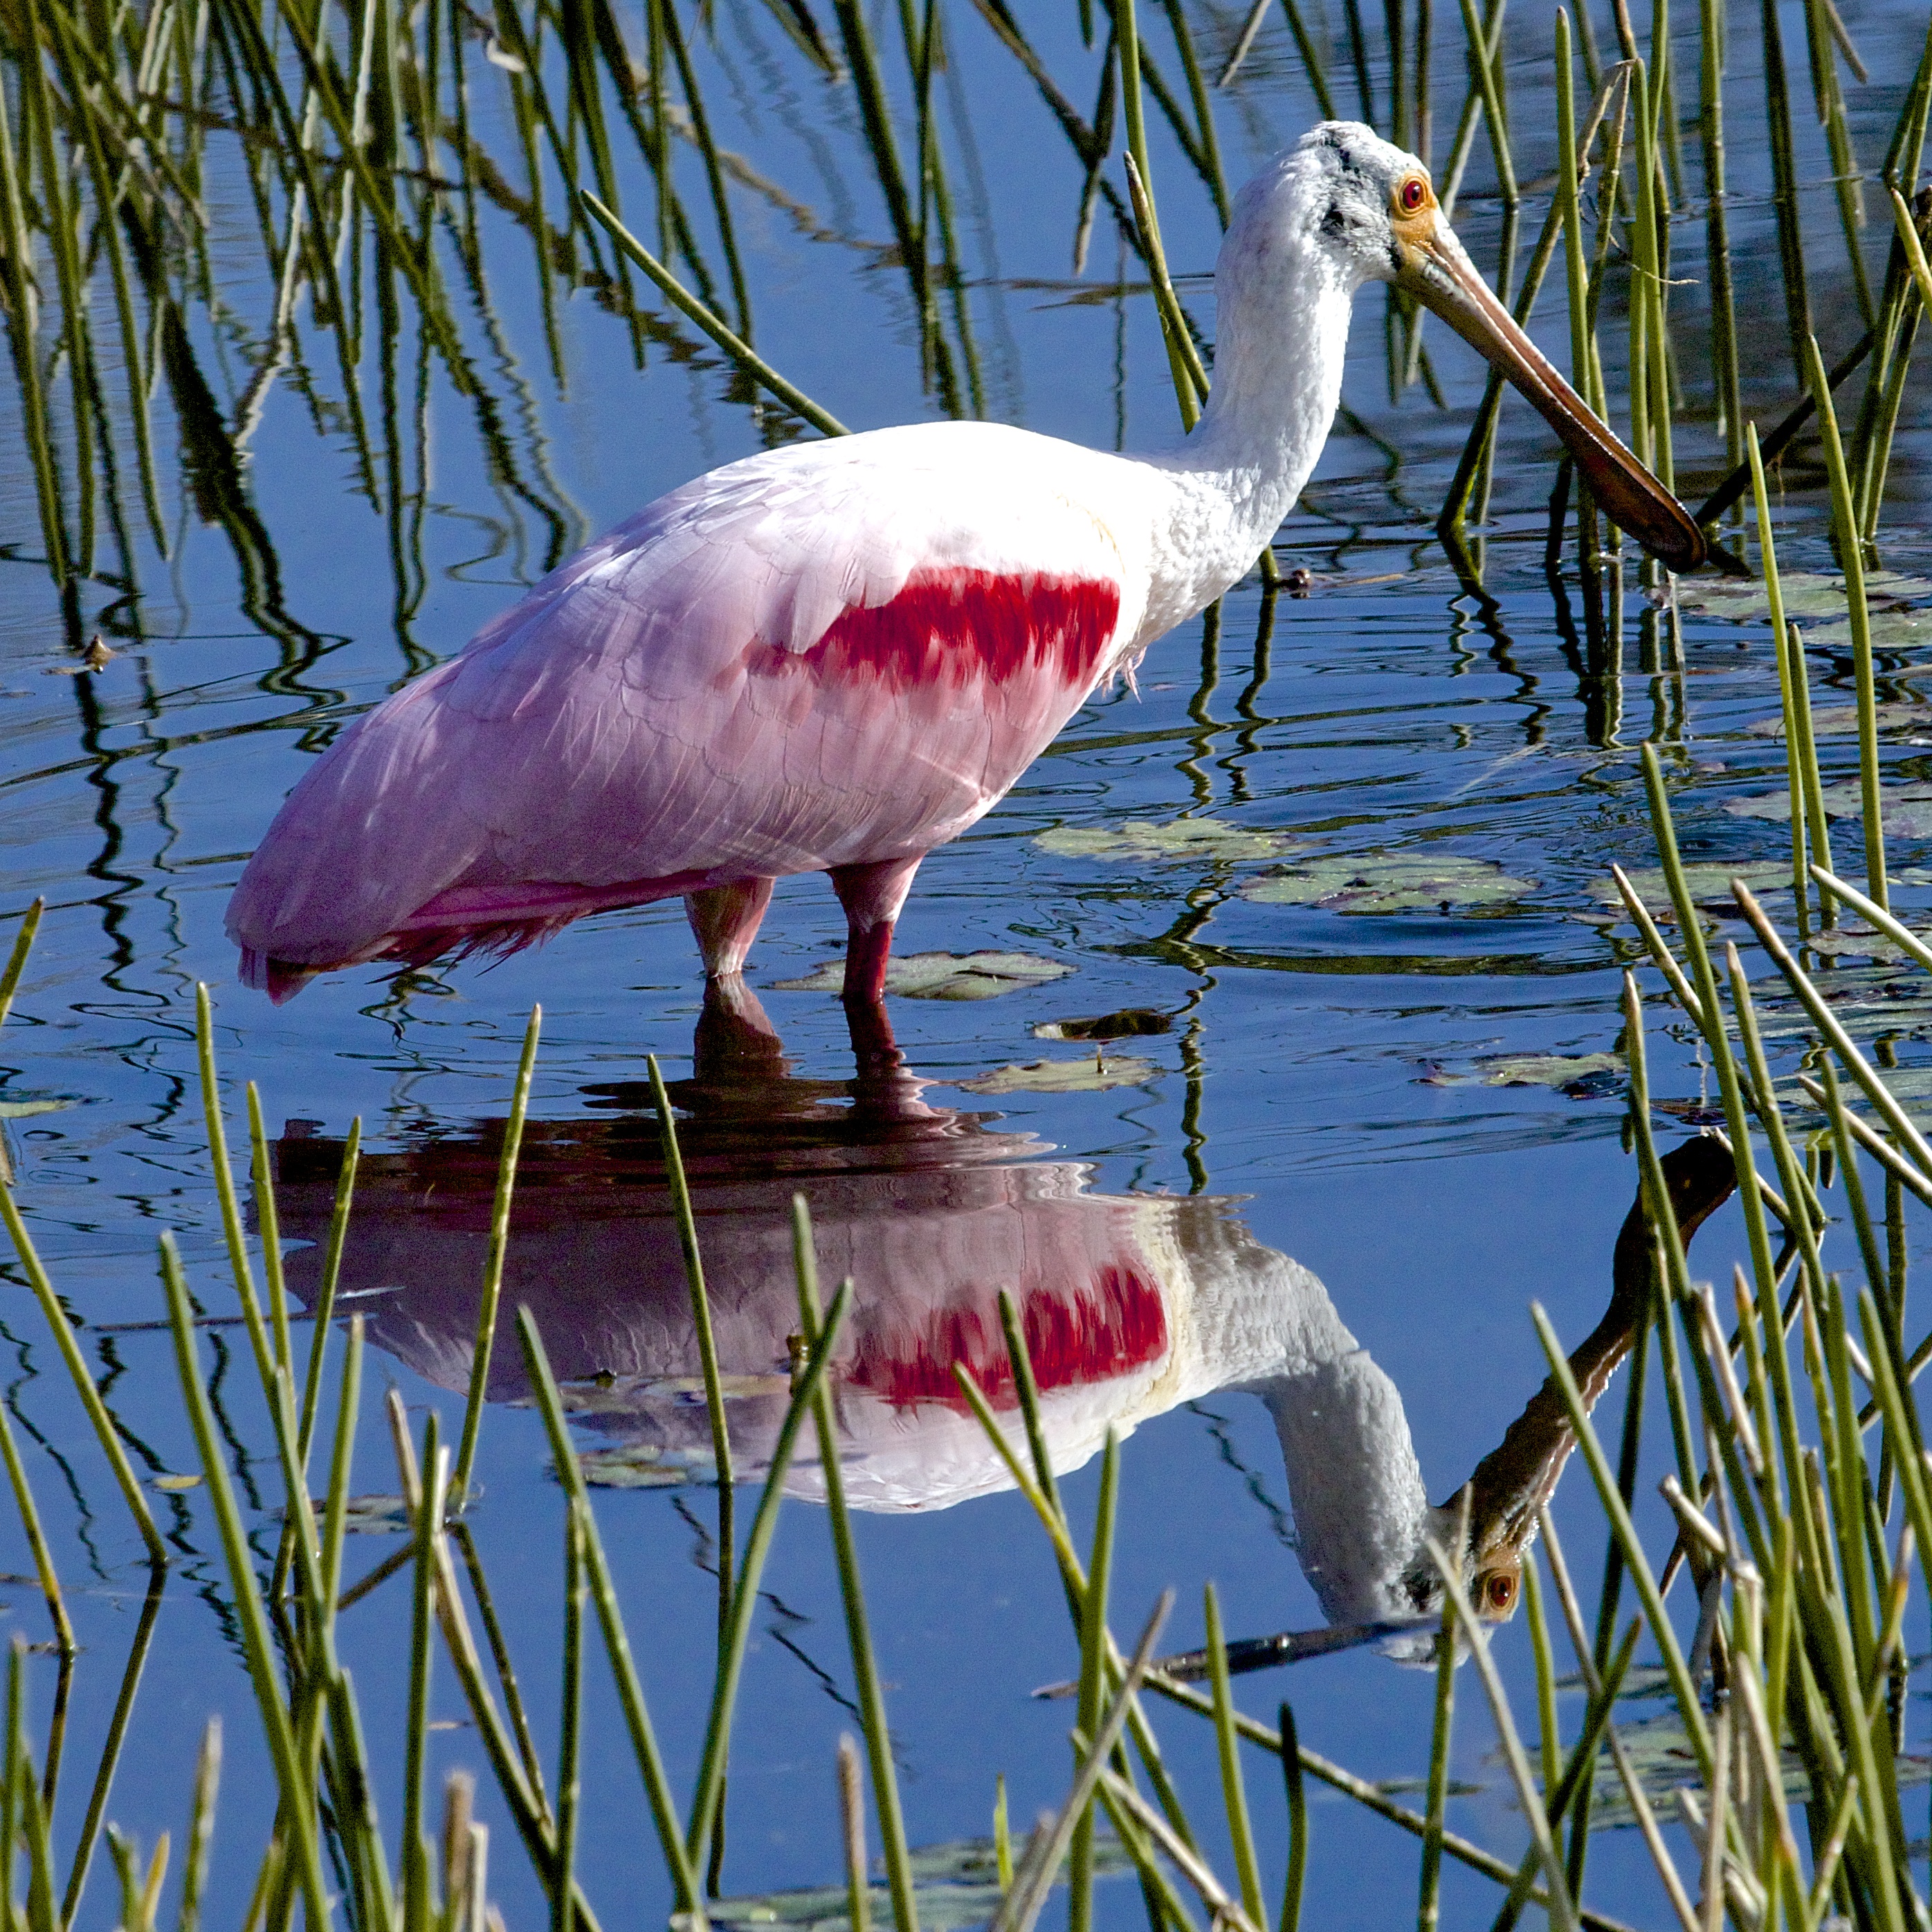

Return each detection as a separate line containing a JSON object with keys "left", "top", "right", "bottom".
{"left": 684, "top": 877, "right": 776, "bottom": 979}
{"left": 830, "top": 855, "right": 924, "bottom": 1007}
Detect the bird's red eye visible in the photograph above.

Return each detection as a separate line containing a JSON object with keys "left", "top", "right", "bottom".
{"left": 1397, "top": 176, "right": 1429, "bottom": 215}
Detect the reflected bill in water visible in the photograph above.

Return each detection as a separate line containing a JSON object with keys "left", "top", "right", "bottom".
{"left": 268, "top": 985, "right": 1734, "bottom": 1664}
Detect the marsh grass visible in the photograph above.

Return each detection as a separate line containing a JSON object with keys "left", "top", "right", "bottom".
{"left": 2, "top": 0, "right": 1926, "bottom": 662}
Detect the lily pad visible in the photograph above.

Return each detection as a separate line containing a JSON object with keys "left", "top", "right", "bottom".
{"left": 1747, "top": 703, "right": 1932, "bottom": 738}
{"left": 1240, "top": 852, "right": 1534, "bottom": 913}
{"left": 1033, "top": 1008, "right": 1173, "bottom": 1041}
{"left": 1677, "top": 569, "right": 1932, "bottom": 626}
{"left": 340, "top": 1495, "right": 412, "bottom": 1533}
{"left": 949, "top": 1054, "right": 1159, "bottom": 1095}
{"left": 276, "top": 1493, "right": 411, "bottom": 1532}
{"left": 1870, "top": 1065, "right": 1932, "bottom": 1102}
{"left": 684, "top": 1833, "right": 1136, "bottom": 1932}
{"left": 1578, "top": 1707, "right": 1931, "bottom": 1832}
{"left": 1797, "top": 926, "right": 1927, "bottom": 964}
{"left": 1034, "top": 817, "right": 1304, "bottom": 864}
{"left": 0, "top": 1096, "right": 72, "bottom": 1120}
{"left": 1587, "top": 863, "right": 1794, "bottom": 914}
{"left": 1803, "top": 608, "right": 1932, "bottom": 649}
{"left": 1724, "top": 781, "right": 1932, "bottom": 837}
{"left": 578, "top": 1445, "right": 719, "bottom": 1490}
{"left": 551, "top": 1371, "right": 790, "bottom": 1414}
{"left": 772, "top": 951, "right": 1072, "bottom": 1000}
{"left": 1423, "top": 1051, "right": 1623, "bottom": 1093}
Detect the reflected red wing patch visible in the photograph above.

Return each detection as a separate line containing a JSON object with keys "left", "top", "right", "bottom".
{"left": 751, "top": 568, "right": 1122, "bottom": 691}
{"left": 846, "top": 1264, "right": 1169, "bottom": 1410}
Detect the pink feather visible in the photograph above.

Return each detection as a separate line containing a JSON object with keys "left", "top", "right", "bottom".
{"left": 228, "top": 425, "right": 1131, "bottom": 995}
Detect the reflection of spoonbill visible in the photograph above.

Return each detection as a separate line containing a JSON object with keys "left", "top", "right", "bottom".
{"left": 266, "top": 987, "right": 1737, "bottom": 1660}
{"left": 228, "top": 124, "right": 1704, "bottom": 1005}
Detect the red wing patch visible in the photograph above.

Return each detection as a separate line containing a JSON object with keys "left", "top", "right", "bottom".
{"left": 846, "top": 1264, "right": 1170, "bottom": 1410}
{"left": 751, "top": 569, "right": 1122, "bottom": 691}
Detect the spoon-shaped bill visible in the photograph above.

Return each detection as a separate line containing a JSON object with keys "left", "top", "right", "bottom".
{"left": 1400, "top": 218, "right": 1708, "bottom": 574}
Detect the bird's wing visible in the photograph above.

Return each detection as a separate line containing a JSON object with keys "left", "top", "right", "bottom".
{"left": 228, "top": 426, "right": 1142, "bottom": 971}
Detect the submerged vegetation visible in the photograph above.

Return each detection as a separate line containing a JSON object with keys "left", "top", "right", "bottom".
{"left": 6, "top": 0, "right": 1932, "bottom": 1926}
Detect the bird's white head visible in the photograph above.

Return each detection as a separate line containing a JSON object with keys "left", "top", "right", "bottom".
{"left": 1210, "top": 121, "right": 1709, "bottom": 573}
{"left": 1225, "top": 121, "right": 1430, "bottom": 294}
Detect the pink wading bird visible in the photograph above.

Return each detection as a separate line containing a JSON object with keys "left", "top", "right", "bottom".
{"left": 228, "top": 124, "right": 1707, "bottom": 1008}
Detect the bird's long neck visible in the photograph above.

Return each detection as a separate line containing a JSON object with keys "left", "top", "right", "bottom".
{"left": 1130, "top": 239, "right": 1357, "bottom": 641}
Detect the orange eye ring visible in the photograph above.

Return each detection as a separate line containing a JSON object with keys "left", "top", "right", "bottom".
{"left": 1396, "top": 176, "right": 1430, "bottom": 215}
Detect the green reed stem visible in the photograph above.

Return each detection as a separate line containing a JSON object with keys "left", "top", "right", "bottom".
{"left": 296, "top": 1122, "right": 360, "bottom": 1470}
{"left": 453, "top": 1005, "right": 540, "bottom": 1504}
{"left": 1417, "top": 1598, "right": 1454, "bottom": 1932}
{"left": 581, "top": 192, "right": 849, "bottom": 435}
{"left": 448, "top": 1520, "right": 549, "bottom": 1819}
{"left": 320, "top": 1316, "right": 364, "bottom": 1625}
{"left": 0, "top": 1349, "right": 64, "bottom": 1637}
{"left": 1157, "top": 0, "right": 1228, "bottom": 223}
{"left": 159, "top": 1233, "right": 329, "bottom": 1932}
{"left": 177, "top": 1718, "right": 220, "bottom": 1932}
{"left": 1122, "top": 152, "right": 1205, "bottom": 430}
{"left": 1425, "top": 1542, "right": 1579, "bottom": 1932}
{"left": 403, "top": 1421, "right": 447, "bottom": 1917}
{"left": 1803, "top": 334, "right": 1886, "bottom": 911}
{"left": 0, "top": 905, "right": 41, "bottom": 1036}
{"left": 1760, "top": 0, "right": 1811, "bottom": 388}
{"left": 1070, "top": 1430, "right": 1116, "bottom": 1932}
{"left": 0, "top": 1183, "right": 163, "bottom": 1564}
{"left": 1522, "top": 1560, "right": 1560, "bottom": 1800}
{"left": 1203, "top": 1586, "right": 1264, "bottom": 1929}
{"left": 685, "top": 1279, "right": 850, "bottom": 1872}
{"left": 60, "top": 1567, "right": 164, "bottom": 1928}
{"left": 1749, "top": 423, "right": 1832, "bottom": 929}
{"left": 554, "top": 1504, "right": 586, "bottom": 1932}
{"left": 1260, "top": 1702, "right": 1297, "bottom": 1932}
{"left": 245, "top": 1086, "right": 293, "bottom": 1382}
{"left": 648, "top": 1055, "right": 733, "bottom": 1604}
{"left": 839, "top": 1735, "right": 871, "bottom": 1932}
{"left": 1638, "top": 751, "right": 1787, "bottom": 1343}
{"left": 1696, "top": 0, "right": 1739, "bottom": 471}
{"left": 1861, "top": 192, "right": 1932, "bottom": 538}
{"left": 792, "top": 1202, "right": 919, "bottom": 1932}
{"left": 194, "top": 987, "right": 280, "bottom": 1409}
{"left": 996, "top": 1289, "right": 1066, "bottom": 1528}
{"left": 0, "top": 80, "right": 70, "bottom": 590}
{"left": 992, "top": 1595, "right": 1172, "bottom": 1932}
{"left": 1801, "top": 0, "right": 1871, "bottom": 326}
{"left": 516, "top": 1309, "right": 701, "bottom": 1920}
{"left": 1528, "top": 1304, "right": 1713, "bottom": 1780}
{"left": 1455, "top": 0, "right": 1515, "bottom": 207}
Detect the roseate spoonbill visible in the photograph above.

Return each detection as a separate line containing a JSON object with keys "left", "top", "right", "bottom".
{"left": 268, "top": 990, "right": 1733, "bottom": 1659}
{"left": 229, "top": 122, "right": 1706, "bottom": 1005}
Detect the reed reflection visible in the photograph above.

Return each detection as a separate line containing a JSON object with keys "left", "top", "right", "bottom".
{"left": 269, "top": 984, "right": 1734, "bottom": 1660}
